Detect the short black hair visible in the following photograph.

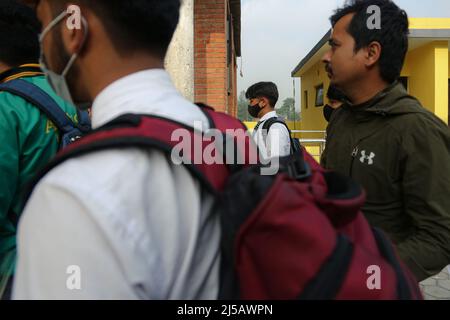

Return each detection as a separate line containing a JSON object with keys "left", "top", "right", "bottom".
{"left": 49, "top": 0, "right": 181, "bottom": 58}
{"left": 330, "top": 0, "right": 409, "bottom": 84}
{"left": 0, "top": 0, "right": 41, "bottom": 67}
{"left": 327, "top": 85, "right": 347, "bottom": 102}
{"left": 245, "top": 82, "right": 279, "bottom": 107}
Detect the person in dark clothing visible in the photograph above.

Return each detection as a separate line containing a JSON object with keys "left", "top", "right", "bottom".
{"left": 321, "top": 0, "right": 450, "bottom": 281}
{"left": 0, "top": 0, "right": 78, "bottom": 299}
{"left": 323, "top": 85, "right": 347, "bottom": 122}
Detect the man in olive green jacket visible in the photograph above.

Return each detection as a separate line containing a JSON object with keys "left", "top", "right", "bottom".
{"left": 321, "top": 0, "right": 450, "bottom": 281}
{"left": 0, "top": 1, "right": 78, "bottom": 298}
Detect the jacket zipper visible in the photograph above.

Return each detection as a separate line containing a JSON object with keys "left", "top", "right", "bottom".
{"left": 349, "top": 146, "right": 359, "bottom": 177}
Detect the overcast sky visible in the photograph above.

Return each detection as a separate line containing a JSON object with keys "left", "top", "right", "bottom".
{"left": 238, "top": 0, "right": 450, "bottom": 109}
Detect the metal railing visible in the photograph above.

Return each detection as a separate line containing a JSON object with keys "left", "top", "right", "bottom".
{"left": 247, "top": 127, "right": 327, "bottom": 159}
{"left": 291, "top": 130, "right": 327, "bottom": 159}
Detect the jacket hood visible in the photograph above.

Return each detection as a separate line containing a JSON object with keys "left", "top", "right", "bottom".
{"left": 346, "top": 82, "right": 426, "bottom": 117}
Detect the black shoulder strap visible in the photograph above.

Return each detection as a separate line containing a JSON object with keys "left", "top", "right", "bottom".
{"left": 24, "top": 109, "right": 242, "bottom": 204}
{"left": 26, "top": 114, "right": 214, "bottom": 196}
{"left": 0, "top": 79, "right": 89, "bottom": 134}
{"left": 0, "top": 79, "right": 90, "bottom": 228}
{"left": 262, "top": 117, "right": 291, "bottom": 134}
{"left": 195, "top": 102, "right": 216, "bottom": 129}
{"left": 371, "top": 228, "right": 417, "bottom": 300}
{"left": 260, "top": 117, "right": 294, "bottom": 148}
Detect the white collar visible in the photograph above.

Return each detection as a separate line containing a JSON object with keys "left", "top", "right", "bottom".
{"left": 259, "top": 111, "right": 278, "bottom": 123}
{"left": 91, "top": 69, "right": 183, "bottom": 129}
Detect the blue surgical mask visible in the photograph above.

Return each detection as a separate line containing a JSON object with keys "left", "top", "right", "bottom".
{"left": 39, "top": 10, "right": 88, "bottom": 106}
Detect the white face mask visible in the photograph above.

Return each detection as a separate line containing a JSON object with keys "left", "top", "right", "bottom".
{"left": 39, "top": 10, "right": 88, "bottom": 106}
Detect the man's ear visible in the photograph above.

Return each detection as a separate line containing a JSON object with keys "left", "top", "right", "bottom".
{"left": 61, "top": 5, "right": 87, "bottom": 54}
{"left": 260, "top": 97, "right": 269, "bottom": 108}
{"left": 365, "top": 41, "right": 382, "bottom": 68}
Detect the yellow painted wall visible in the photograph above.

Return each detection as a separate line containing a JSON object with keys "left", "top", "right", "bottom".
{"left": 404, "top": 42, "right": 436, "bottom": 113}
{"left": 401, "top": 54, "right": 412, "bottom": 77}
{"left": 409, "top": 18, "right": 450, "bottom": 29}
{"left": 244, "top": 121, "right": 256, "bottom": 130}
{"left": 296, "top": 41, "right": 449, "bottom": 131}
{"left": 434, "top": 42, "right": 449, "bottom": 123}
{"left": 448, "top": 54, "right": 450, "bottom": 77}
{"left": 297, "top": 61, "right": 330, "bottom": 139}
{"left": 403, "top": 41, "right": 448, "bottom": 123}
{"left": 293, "top": 18, "right": 450, "bottom": 130}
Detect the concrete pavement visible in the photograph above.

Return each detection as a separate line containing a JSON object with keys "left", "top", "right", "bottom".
{"left": 420, "top": 266, "right": 450, "bottom": 300}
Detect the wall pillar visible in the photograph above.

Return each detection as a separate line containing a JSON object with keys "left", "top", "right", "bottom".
{"left": 165, "top": 0, "right": 195, "bottom": 101}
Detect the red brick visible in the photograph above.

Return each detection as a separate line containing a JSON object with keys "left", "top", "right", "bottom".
{"left": 194, "top": 0, "right": 237, "bottom": 116}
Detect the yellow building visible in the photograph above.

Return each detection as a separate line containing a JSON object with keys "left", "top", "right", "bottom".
{"left": 291, "top": 18, "right": 450, "bottom": 141}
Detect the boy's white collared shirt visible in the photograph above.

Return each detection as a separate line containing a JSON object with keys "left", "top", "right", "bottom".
{"left": 253, "top": 111, "right": 291, "bottom": 159}
{"left": 13, "top": 69, "right": 220, "bottom": 300}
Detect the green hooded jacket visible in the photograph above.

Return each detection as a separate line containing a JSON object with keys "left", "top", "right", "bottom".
{"left": 0, "top": 70, "right": 78, "bottom": 292}
{"left": 321, "top": 82, "right": 450, "bottom": 281}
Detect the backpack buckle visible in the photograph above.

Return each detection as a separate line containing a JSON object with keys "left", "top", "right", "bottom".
{"left": 70, "top": 135, "right": 82, "bottom": 143}
{"left": 61, "top": 130, "right": 84, "bottom": 148}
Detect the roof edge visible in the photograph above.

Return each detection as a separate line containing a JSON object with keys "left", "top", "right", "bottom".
{"left": 409, "top": 28, "right": 450, "bottom": 38}
{"left": 291, "top": 30, "right": 331, "bottom": 77}
{"left": 230, "top": 0, "right": 241, "bottom": 57}
{"left": 291, "top": 27, "right": 450, "bottom": 78}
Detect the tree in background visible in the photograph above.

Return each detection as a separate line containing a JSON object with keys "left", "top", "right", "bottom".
{"left": 237, "top": 92, "right": 300, "bottom": 122}
{"left": 237, "top": 91, "right": 251, "bottom": 122}
{"left": 277, "top": 97, "right": 299, "bottom": 121}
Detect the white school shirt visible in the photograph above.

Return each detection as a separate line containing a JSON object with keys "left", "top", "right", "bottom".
{"left": 13, "top": 69, "right": 220, "bottom": 300}
{"left": 253, "top": 111, "right": 291, "bottom": 159}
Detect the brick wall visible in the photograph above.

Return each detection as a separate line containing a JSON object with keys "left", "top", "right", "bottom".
{"left": 194, "top": 0, "right": 238, "bottom": 115}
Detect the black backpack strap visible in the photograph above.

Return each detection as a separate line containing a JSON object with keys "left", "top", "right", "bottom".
{"left": 261, "top": 117, "right": 282, "bottom": 142}
{"left": 371, "top": 228, "right": 416, "bottom": 300}
{"left": 261, "top": 117, "right": 300, "bottom": 154}
{"left": 0, "top": 79, "right": 89, "bottom": 134}
{"left": 24, "top": 113, "right": 235, "bottom": 204}
{"left": 0, "top": 79, "right": 90, "bottom": 227}
{"left": 299, "top": 235, "right": 354, "bottom": 300}
{"left": 252, "top": 121, "right": 264, "bottom": 135}
{"left": 195, "top": 103, "right": 216, "bottom": 130}
{"left": 76, "top": 108, "right": 92, "bottom": 132}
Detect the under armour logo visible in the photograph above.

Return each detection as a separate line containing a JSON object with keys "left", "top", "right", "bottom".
{"left": 360, "top": 151, "right": 376, "bottom": 165}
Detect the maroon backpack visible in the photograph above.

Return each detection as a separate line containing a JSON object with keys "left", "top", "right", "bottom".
{"left": 27, "top": 104, "right": 422, "bottom": 300}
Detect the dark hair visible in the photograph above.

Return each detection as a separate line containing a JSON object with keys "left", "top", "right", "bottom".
{"left": 330, "top": 0, "right": 409, "bottom": 84}
{"left": 49, "top": 0, "right": 181, "bottom": 58}
{"left": 327, "top": 85, "right": 347, "bottom": 102}
{"left": 0, "top": 0, "right": 41, "bottom": 66}
{"left": 245, "top": 82, "right": 279, "bottom": 107}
